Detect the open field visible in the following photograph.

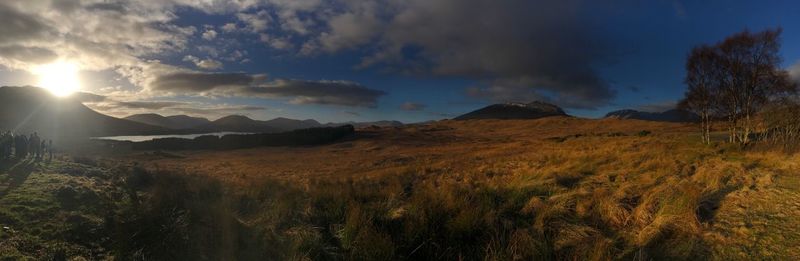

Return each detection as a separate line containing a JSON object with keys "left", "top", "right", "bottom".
{"left": 2, "top": 117, "right": 800, "bottom": 259}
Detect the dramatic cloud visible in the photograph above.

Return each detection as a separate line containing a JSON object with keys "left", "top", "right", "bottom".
{"left": 0, "top": 46, "right": 58, "bottom": 66}
{"left": 80, "top": 93, "right": 268, "bottom": 118}
{"left": 466, "top": 85, "right": 546, "bottom": 105}
{"left": 400, "top": 102, "right": 426, "bottom": 111}
{"left": 0, "top": 0, "right": 621, "bottom": 114}
{"left": 146, "top": 71, "right": 384, "bottom": 107}
{"left": 149, "top": 72, "right": 263, "bottom": 93}
{"left": 112, "top": 101, "right": 190, "bottom": 110}
{"left": 0, "top": 3, "right": 53, "bottom": 46}
{"left": 292, "top": 0, "right": 618, "bottom": 109}
{"left": 246, "top": 80, "right": 386, "bottom": 107}
{"left": 170, "top": 105, "right": 267, "bottom": 116}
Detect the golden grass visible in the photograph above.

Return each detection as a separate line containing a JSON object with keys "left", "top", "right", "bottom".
{"left": 120, "top": 116, "right": 800, "bottom": 259}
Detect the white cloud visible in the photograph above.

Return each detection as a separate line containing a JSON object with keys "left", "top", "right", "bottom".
{"left": 236, "top": 10, "right": 271, "bottom": 32}
{"left": 202, "top": 29, "right": 218, "bottom": 40}
{"left": 221, "top": 23, "right": 238, "bottom": 33}
{"left": 183, "top": 55, "right": 224, "bottom": 70}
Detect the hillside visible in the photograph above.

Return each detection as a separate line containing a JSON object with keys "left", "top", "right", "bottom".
{"left": 455, "top": 101, "right": 567, "bottom": 120}
{"left": 263, "top": 117, "right": 322, "bottom": 132}
{"left": 605, "top": 108, "right": 699, "bottom": 122}
{"left": 0, "top": 86, "right": 169, "bottom": 141}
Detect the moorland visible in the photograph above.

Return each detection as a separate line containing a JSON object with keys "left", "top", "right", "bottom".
{"left": 2, "top": 117, "right": 799, "bottom": 260}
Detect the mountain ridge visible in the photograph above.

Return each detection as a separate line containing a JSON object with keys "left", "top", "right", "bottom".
{"left": 454, "top": 101, "right": 568, "bottom": 120}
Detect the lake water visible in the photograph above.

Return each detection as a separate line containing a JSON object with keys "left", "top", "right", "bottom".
{"left": 93, "top": 132, "right": 251, "bottom": 142}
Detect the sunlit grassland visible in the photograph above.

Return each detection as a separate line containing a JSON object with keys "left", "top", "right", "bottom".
{"left": 2, "top": 117, "right": 800, "bottom": 259}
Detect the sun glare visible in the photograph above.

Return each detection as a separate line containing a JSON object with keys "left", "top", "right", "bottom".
{"left": 33, "top": 61, "right": 82, "bottom": 97}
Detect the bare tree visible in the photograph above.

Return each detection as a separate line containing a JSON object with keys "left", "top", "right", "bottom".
{"left": 683, "top": 28, "right": 794, "bottom": 146}
{"left": 680, "top": 45, "right": 719, "bottom": 144}
{"left": 716, "top": 29, "right": 786, "bottom": 144}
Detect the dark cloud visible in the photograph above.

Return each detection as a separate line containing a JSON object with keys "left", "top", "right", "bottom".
{"left": 466, "top": 85, "right": 547, "bottom": 105}
{"left": 81, "top": 94, "right": 268, "bottom": 118}
{"left": 0, "top": 3, "right": 53, "bottom": 45}
{"left": 83, "top": 98, "right": 190, "bottom": 111}
{"left": 149, "top": 72, "right": 263, "bottom": 92}
{"left": 148, "top": 72, "right": 385, "bottom": 108}
{"left": 113, "top": 101, "right": 190, "bottom": 110}
{"left": 306, "top": 0, "right": 618, "bottom": 109}
{"left": 0, "top": 45, "right": 57, "bottom": 64}
{"left": 400, "top": 102, "right": 426, "bottom": 111}
{"left": 171, "top": 105, "right": 267, "bottom": 116}
{"left": 246, "top": 80, "right": 386, "bottom": 108}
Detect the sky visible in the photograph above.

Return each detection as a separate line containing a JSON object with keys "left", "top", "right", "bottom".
{"left": 1, "top": 0, "right": 800, "bottom": 123}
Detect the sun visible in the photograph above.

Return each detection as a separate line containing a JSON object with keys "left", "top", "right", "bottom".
{"left": 33, "top": 61, "right": 82, "bottom": 97}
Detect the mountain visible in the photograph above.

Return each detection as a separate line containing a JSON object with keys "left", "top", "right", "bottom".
{"left": 604, "top": 109, "right": 699, "bottom": 122}
{"left": 195, "top": 115, "right": 325, "bottom": 133}
{"left": 126, "top": 113, "right": 325, "bottom": 133}
{"left": 0, "top": 86, "right": 169, "bottom": 141}
{"left": 166, "top": 115, "right": 211, "bottom": 129}
{"left": 263, "top": 117, "right": 322, "bottom": 132}
{"left": 454, "top": 101, "right": 567, "bottom": 120}
{"left": 200, "top": 115, "right": 279, "bottom": 133}
{"left": 125, "top": 114, "right": 211, "bottom": 130}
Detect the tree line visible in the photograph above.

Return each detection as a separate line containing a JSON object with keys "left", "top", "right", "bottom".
{"left": 679, "top": 28, "right": 799, "bottom": 150}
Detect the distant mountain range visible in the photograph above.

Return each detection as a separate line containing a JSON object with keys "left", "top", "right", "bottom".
{"left": 0, "top": 86, "right": 409, "bottom": 142}
{"left": 604, "top": 109, "right": 699, "bottom": 122}
{"left": 455, "top": 101, "right": 567, "bottom": 120}
{"left": 124, "top": 114, "right": 321, "bottom": 133}
{"left": 124, "top": 114, "right": 210, "bottom": 130}
{"left": 124, "top": 113, "right": 402, "bottom": 133}
{"left": 0, "top": 86, "right": 700, "bottom": 146}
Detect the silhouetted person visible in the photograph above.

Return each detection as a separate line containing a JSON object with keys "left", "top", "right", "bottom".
{"left": 30, "top": 133, "right": 41, "bottom": 160}
{"left": 0, "top": 131, "right": 8, "bottom": 159}
{"left": 29, "top": 133, "right": 36, "bottom": 159}
{"left": 41, "top": 139, "right": 47, "bottom": 160}
{"left": 0, "top": 131, "right": 10, "bottom": 159}
{"left": 48, "top": 140, "right": 53, "bottom": 161}
{"left": 16, "top": 134, "right": 28, "bottom": 158}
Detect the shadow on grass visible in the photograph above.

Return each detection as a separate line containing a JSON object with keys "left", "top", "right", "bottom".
{"left": 0, "top": 158, "right": 36, "bottom": 197}
{"left": 697, "top": 185, "right": 740, "bottom": 224}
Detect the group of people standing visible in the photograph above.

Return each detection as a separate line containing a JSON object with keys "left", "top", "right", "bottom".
{"left": 0, "top": 131, "right": 53, "bottom": 161}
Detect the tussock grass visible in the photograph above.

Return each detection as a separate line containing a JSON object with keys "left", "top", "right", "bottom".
{"left": 4, "top": 117, "right": 800, "bottom": 259}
